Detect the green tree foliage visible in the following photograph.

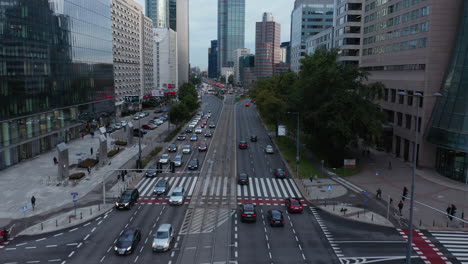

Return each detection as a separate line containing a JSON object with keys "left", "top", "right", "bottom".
{"left": 190, "top": 74, "right": 201, "bottom": 86}
{"left": 220, "top": 76, "right": 226, "bottom": 83}
{"left": 250, "top": 49, "right": 385, "bottom": 165}
{"left": 169, "top": 103, "right": 190, "bottom": 125}
{"left": 228, "top": 74, "right": 234, "bottom": 84}
{"left": 178, "top": 82, "right": 197, "bottom": 102}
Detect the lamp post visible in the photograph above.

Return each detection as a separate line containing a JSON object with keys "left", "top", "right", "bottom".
{"left": 287, "top": 112, "right": 300, "bottom": 178}
{"left": 137, "top": 116, "right": 142, "bottom": 171}
{"left": 398, "top": 91, "right": 442, "bottom": 264}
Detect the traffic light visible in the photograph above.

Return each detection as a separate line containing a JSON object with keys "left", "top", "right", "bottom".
{"left": 170, "top": 162, "right": 175, "bottom": 173}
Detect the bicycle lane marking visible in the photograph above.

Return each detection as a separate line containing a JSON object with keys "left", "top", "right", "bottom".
{"left": 398, "top": 228, "right": 451, "bottom": 264}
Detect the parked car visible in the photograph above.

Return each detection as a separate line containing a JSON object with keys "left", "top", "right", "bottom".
{"left": 115, "top": 188, "right": 139, "bottom": 210}
{"left": 267, "top": 209, "right": 285, "bottom": 227}
{"left": 237, "top": 173, "right": 249, "bottom": 185}
{"left": 143, "top": 112, "right": 150, "bottom": 117}
{"left": 168, "top": 187, "right": 185, "bottom": 205}
{"left": 114, "top": 123, "right": 123, "bottom": 130}
{"left": 285, "top": 198, "right": 304, "bottom": 213}
{"left": 133, "top": 128, "right": 146, "bottom": 137}
{"left": 173, "top": 155, "right": 183, "bottom": 167}
{"left": 152, "top": 224, "right": 174, "bottom": 251}
{"left": 182, "top": 145, "right": 191, "bottom": 154}
{"left": 142, "top": 124, "right": 157, "bottom": 130}
{"left": 265, "top": 145, "right": 274, "bottom": 154}
{"left": 240, "top": 203, "right": 257, "bottom": 222}
{"left": 153, "top": 180, "right": 169, "bottom": 196}
{"left": 188, "top": 159, "right": 199, "bottom": 170}
{"left": 145, "top": 165, "right": 158, "bottom": 178}
{"left": 159, "top": 154, "right": 170, "bottom": 164}
{"left": 120, "top": 120, "right": 128, "bottom": 127}
{"left": 114, "top": 229, "right": 141, "bottom": 255}
{"left": 138, "top": 112, "right": 146, "bottom": 118}
{"left": 133, "top": 114, "right": 140, "bottom": 120}
{"left": 245, "top": 103, "right": 250, "bottom": 107}
{"left": 106, "top": 126, "right": 116, "bottom": 133}
{"left": 167, "top": 144, "right": 177, "bottom": 152}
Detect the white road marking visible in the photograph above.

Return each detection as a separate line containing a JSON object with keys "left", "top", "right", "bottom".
{"left": 25, "top": 246, "right": 37, "bottom": 249}
{"left": 68, "top": 251, "right": 75, "bottom": 257}
{"left": 16, "top": 243, "right": 27, "bottom": 246}
{"left": 36, "top": 238, "right": 46, "bottom": 242}
{"left": 54, "top": 233, "right": 63, "bottom": 237}
{"left": 100, "top": 256, "right": 105, "bottom": 262}
{"left": 77, "top": 243, "right": 82, "bottom": 248}
{"left": 134, "top": 256, "right": 139, "bottom": 263}
{"left": 98, "top": 220, "right": 103, "bottom": 225}
{"left": 68, "top": 228, "right": 78, "bottom": 232}
{"left": 66, "top": 243, "right": 78, "bottom": 246}
{"left": 91, "top": 227, "right": 96, "bottom": 233}
{"left": 46, "top": 245, "right": 58, "bottom": 248}
{"left": 84, "top": 223, "right": 90, "bottom": 227}
{"left": 83, "top": 234, "right": 90, "bottom": 241}
{"left": 48, "top": 259, "right": 61, "bottom": 262}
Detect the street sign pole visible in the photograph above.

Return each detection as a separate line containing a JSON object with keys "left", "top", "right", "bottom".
{"left": 70, "top": 192, "right": 79, "bottom": 216}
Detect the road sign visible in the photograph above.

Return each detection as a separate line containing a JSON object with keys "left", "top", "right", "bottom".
{"left": 22, "top": 205, "right": 28, "bottom": 212}
{"left": 375, "top": 172, "right": 380, "bottom": 176}
{"left": 327, "top": 185, "right": 333, "bottom": 191}
{"left": 71, "top": 192, "right": 79, "bottom": 196}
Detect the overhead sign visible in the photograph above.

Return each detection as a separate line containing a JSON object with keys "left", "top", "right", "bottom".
{"left": 278, "top": 125, "right": 286, "bottom": 136}
{"left": 152, "top": 90, "right": 165, "bottom": 97}
{"left": 124, "top": 96, "right": 140, "bottom": 103}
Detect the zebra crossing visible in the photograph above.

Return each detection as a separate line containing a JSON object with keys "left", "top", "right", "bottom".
{"left": 429, "top": 230, "right": 468, "bottom": 263}
{"left": 135, "top": 176, "right": 302, "bottom": 198}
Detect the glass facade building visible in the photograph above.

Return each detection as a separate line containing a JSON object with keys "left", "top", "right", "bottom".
{"left": 146, "top": 0, "right": 169, "bottom": 28}
{"left": 208, "top": 40, "right": 218, "bottom": 78}
{"left": 217, "top": 0, "right": 245, "bottom": 70}
{"left": 427, "top": 1, "right": 468, "bottom": 182}
{"left": 0, "top": 0, "right": 115, "bottom": 170}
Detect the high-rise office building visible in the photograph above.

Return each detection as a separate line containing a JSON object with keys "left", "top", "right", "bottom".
{"left": 176, "top": 0, "right": 189, "bottom": 86}
{"left": 233, "top": 48, "right": 250, "bottom": 84}
{"left": 153, "top": 28, "right": 178, "bottom": 91}
{"left": 111, "top": 0, "right": 153, "bottom": 112}
{"left": 239, "top": 55, "right": 256, "bottom": 88}
{"left": 218, "top": 0, "right": 246, "bottom": 71}
{"left": 255, "top": 12, "right": 281, "bottom": 79}
{"left": 146, "top": 0, "right": 169, "bottom": 28}
{"left": 333, "top": 0, "right": 363, "bottom": 65}
{"left": 0, "top": 0, "right": 115, "bottom": 170}
{"left": 280, "top": 41, "right": 291, "bottom": 64}
{"left": 208, "top": 40, "right": 219, "bottom": 79}
{"left": 290, "top": 0, "right": 334, "bottom": 72}
{"left": 360, "top": 0, "right": 464, "bottom": 181}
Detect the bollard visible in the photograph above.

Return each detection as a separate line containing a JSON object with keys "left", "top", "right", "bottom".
{"left": 357, "top": 211, "right": 360, "bottom": 218}
{"left": 90, "top": 208, "right": 92, "bottom": 215}
{"left": 433, "top": 219, "right": 435, "bottom": 227}
{"left": 41, "top": 223, "right": 43, "bottom": 230}
{"left": 80, "top": 212, "right": 83, "bottom": 220}
{"left": 371, "top": 214, "right": 374, "bottom": 221}
{"left": 419, "top": 219, "right": 422, "bottom": 226}
{"left": 56, "top": 219, "right": 58, "bottom": 227}
{"left": 333, "top": 204, "right": 335, "bottom": 211}
{"left": 99, "top": 204, "right": 101, "bottom": 211}
{"left": 69, "top": 217, "right": 71, "bottom": 224}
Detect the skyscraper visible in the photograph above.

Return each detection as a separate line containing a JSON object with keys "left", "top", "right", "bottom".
{"left": 146, "top": 0, "right": 169, "bottom": 28}
{"left": 218, "top": 0, "right": 245, "bottom": 72}
{"left": 255, "top": 12, "right": 281, "bottom": 79}
{"left": 233, "top": 48, "right": 250, "bottom": 84}
{"left": 0, "top": 0, "right": 115, "bottom": 170}
{"left": 290, "top": 0, "right": 333, "bottom": 72}
{"left": 208, "top": 40, "right": 219, "bottom": 79}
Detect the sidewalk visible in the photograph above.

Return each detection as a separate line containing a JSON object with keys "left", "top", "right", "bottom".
{"left": 0, "top": 114, "right": 172, "bottom": 233}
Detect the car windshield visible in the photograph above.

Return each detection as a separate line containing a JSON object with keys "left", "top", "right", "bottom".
{"left": 162, "top": 154, "right": 169, "bottom": 158}
{"left": 272, "top": 211, "right": 282, "bottom": 219}
{"left": 172, "top": 191, "right": 183, "bottom": 196}
{"left": 121, "top": 194, "right": 131, "bottom": 200}
{"left": 155, "top": 231, "right": 168, "bottom": 239}
{"left": 290, "top": 199, "right": 300, "bottom": 205}
{"left": 156, "top": 181, "right": 166, "bottom": 187}
{"left": 119, "top": 233, "right": 134, "bottom": 242}
{"left": 184, "top": 146, "right": 190, "bottom": 149}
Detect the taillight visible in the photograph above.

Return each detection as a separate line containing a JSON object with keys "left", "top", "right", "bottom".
{"left": 270, "top": 220, "right": 275, "bottom": 223}
{"left": 299, "top": 206, "right": 303, "bottom": 209}
{"left": 290, "top": 206, "right": 294, "bottom": 209}
{"left": 281, "top": 220, "right": 285, "bottom": 223}
{"left": 252, "top": 214, "right": 257, "bottom": 217}
{"left": 241, "top": 214, "right": 247, "bottom": 217}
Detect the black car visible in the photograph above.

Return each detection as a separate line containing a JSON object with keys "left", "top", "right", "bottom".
{"left": 185, "top": 127, "right": 193, "bottom": 133}
{"left": 133, "top": 128, "right": 146, "bottom": 137}
{"left": 177, "top": 134, "right": 186, "bottom": 140}
{"left": 204, "top": 130, "right": 213, "bottom": 137}
{"left": 274, "top": 168, "right": 287, "bottom": 179}
{"left": 145, "top": 165, "right": 157, "bottom": 178}
{"left": 153, "top": 179, "right": 170, "bottom": 195}
{"left": 237, "top": 173, "right": 249, "bottom": 185}
{"left": 168, "top": 144, "right": 178, "bottom": 152}
{"left": 208, "top": 122, "right": 216, "bottom": 128}
{"left": 114, "top": 229, "right": 141, "bottom": 255}
{"left": 188, "top": 159, "right": 199, "bottom": 170}
{"left": 115, "top": 189, "right": 139, "bottom": 210}
{"left": 250, "top": 135, "right": 257, "bottom": 142}
{"left": 267, "top": 209, "right": 284, "bottom": 227}
{"left": 240, "top": 203, "right": 257, "bottom": 222}
{"left": 154, "top": 109, "right": 163, "bottom": 113}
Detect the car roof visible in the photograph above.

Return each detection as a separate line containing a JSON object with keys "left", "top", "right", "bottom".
{"left": 239, "top": 173, "right": 248, "bottom": 178}
{"left": 175, "top": 155, "right": 182, "bottom": 158}
{"left": 243, "top": 204, "right": 255, "bottom": 210}
{"left": 156, "top": 179, "right": 167, "bottom": 184}
{"left": 162, "top": 154, "right": 169, "bottom": 157}
{"left": 184, "top": 145, "right": 190, "bottom": 148}
{"left": 157, "top": 224, "right": 172, "bottom": 232}
{"left": 173, "top": 186, "right": 184, "bottom": 192}
{"left": 123, "top": 229, "right": 137, "bottom": 236}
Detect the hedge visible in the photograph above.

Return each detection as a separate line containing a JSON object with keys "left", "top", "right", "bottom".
{"left": 69, "top": 172, "right": 85, "bottom": 180}
{"left": 115, "top": 140, "right": 128, "bottom": 146}
{"left": 107, "top": 149, "right": 120, "bottom": 158}
{"left": 78, "top": 158, "right": 98, "bottom": 168}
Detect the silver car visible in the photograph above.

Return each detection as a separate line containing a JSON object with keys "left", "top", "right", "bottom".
{"left": 152, "top": 224, "right": 173, "bottom": 251}
{"left": 120, "top": 120, "right": 128, "bottom": 127}
{"left": 153, "top": 180, "right": 169, "bottom": 195}
{"left": 194, "top": 126, "right": 203, "bottom": 134}
{"left": 159, "top": 154, "right": 170, "bottom": 164}
{"left": 182, "top": 145, "right": 191, "bottom": 154}
{"left": 173, "top": 155, "right": 183, "bottom": 167}
{"left": 265, "top": 145, "right": 274, "bottom": 154}
{"left": 169, "top": 187, "right": 185, "bottom": 205}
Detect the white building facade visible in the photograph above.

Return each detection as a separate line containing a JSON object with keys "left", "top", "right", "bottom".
{"left": 233, "top": 48, "right": 250, "bottom": 84}
{"left": 153, "top": 28, "right": 178, "bottom": 93}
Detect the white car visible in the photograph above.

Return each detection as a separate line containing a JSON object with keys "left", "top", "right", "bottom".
{"left": 133, "top": 115, "right": 140, "bottom": 120}
{"left": 120, "top": 120, "right": 128, "bottom": 127}
{"left": 159, "top": 154, "right": 170, "bottom": 164}
{"left": 265, "top": 145, "right": 274, "bottom": 154}
{"left": 169, "top": 187, "right": 185, "bottom": 205}
{"left": 188, "top": 123, "right": 196, "bottom": 128}
{"left": 139, "top": 112, "right": 146, "bottom": 118}
{"left": 194, "top": 127, "right": 203, "bottom": 134}
{"left": 182, "top": 145, "right": 191, "bottom": 154}
{"left": 114, "top": 123, "right": 122, "bottom": 130}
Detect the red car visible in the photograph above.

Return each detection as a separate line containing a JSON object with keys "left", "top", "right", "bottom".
{"left": 141, "top": 124, "right": 157, "bottom": 130}
{"left": 285, "top": 198, "right": 303, "bottom": 213}
{"left": 238, "top": 140, "right": 248, "bottom": 149}
{"left": 245, "top": 103, "right": 250, "bottom": 107}
{"left": 198, "top": 142, "right": 208, "bottom": 151}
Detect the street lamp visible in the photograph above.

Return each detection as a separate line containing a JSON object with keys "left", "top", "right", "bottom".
{"left": 287, "top": 112, "right": 300, "bottom": 178}
{"left": 137, "top": 116, "right": 142, "bottom": 171}
{"left": 398, "top": 91, "right": 442, "bottom": 264}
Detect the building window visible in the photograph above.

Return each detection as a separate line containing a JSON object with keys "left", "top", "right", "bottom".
{"left": 397, "top": 112, "right": 403, "bottom": 126}
{"left": 405, "top": 114, "right": 412, "bottom": 129}
{"left": 398, "top": 90, "right": 405, "bottom": 104}
{"left": 407, "top": 91, "right": 413, "bottom": 106}
{"left": 391, "top": 89, "right": 396, "bottom": 103}
{"left": 384, "top": 89, "right": 389, "bottom": 101}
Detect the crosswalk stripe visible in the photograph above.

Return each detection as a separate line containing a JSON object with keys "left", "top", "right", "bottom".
{"left": 237, "top": 184, "right": 242, "bottom": 196}
{"left": 216, "top": 177, "right": 222, "bottom": 196}
{"left": 254, "top": 178, "right": 261, "bottom": 197}
{"left": 249, "top": 178, "right": 255, "bottom": 197}
{"left": 222, "top": 177, "right": 228, "bottom": 196}
{"left": 284, "top": 179, "right": 294, "bottom": 197}
{"left": 188, "top": 177, "right": 197, "bottom": 196}
{"left": 141, "top": 178, "right": 158, "bottom": 196}
{"left": 210, "top": 177, "right": 217, "bottom": 196}
{"left": 277, "top": 179, "right": 288, "bottom": 197}
{"left": 265, "top": 178, "right": 275, "bottom": 198}
{"left": 178, "top": 177, "right": 187, "bottom": 192}
{"left": 202, "top": 177, "right": 210, "bottom": 196}
{"left": 259, "top": 178, "right": 267, "bottom": 197}
{"left": 271, "top": 179, "right": 282, "bottom": 197}
{"left": 135, "top": 177, "right": 146, "bottom": 190}
{"left": 289, "top": 178, "right": 302, "bottom": 198}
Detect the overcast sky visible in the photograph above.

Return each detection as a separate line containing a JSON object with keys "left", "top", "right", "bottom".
{"left": 136, "top": 0, "right": 295, "bottom": 70}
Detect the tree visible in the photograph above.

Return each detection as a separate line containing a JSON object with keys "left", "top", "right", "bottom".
{"left": 220, "top": 76, "right": 226, "bottom": 84}
{"left": 178, "top": 82, "right": 197, "bottom": 102}
{"left": 190, "top": 74, "right": 201, "bottom": 86}
{"left": 182, "top": 94, "right": 200, "bottom": 112}
{"left": 169, "top": 103, "right": 190, "bottom": 125}
{"left": 228, "top": 74, "right": 234, "bottom": 85}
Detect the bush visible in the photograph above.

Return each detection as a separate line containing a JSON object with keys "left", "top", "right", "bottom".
{"left": 78, "top": 158, "right": 98, "bottom": 168}
{"left": 115, "top": 140, "right": 128, "bottom": 146}
{"left": 107, "top": 149, "right": 120, "bottom": 158}
{"left": 69, "top": 172, "right": 85, "bottom": 180}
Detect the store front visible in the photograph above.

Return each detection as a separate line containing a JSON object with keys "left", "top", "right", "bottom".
{"left": 436, "top": 148, "right": 468, "bottom": 183}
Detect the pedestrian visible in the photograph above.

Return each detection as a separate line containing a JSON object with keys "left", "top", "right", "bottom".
{"left": 31, "top": 196, "right": 36, "bottom": 211}
{"left": 398, "top": 200, "right": 404, "bottom": 216}
{"left": 402, "top": 186, "right": 408, "bottom": 201}
{"left": 121, "top": 172, "right": 125, "bottom": 182}
{"left": 447, "top": 205, "right": 453, "bottom": 221}
{"left": 81, "top": 133, "right": 85, "bottom": 139}
{"left": 376, "top": 188, "right": 382, "bottom": 200}
{"left": 451, "top": 204, "right": 457, "bottom": 219}
{"left": 117, "top": 173, "right": 120, "bottom": 181}
{"left": 90, "top": 147, "right": 93, "bottom": 155}
{"left": 87, "top": 166, "right": 91, "bottom": 175}
{"left": 53, "top": 157, "right": 58, "bottom": 165}
{"left": 91, "top": 131, "right": 94, "bottom": 138}
{"left": 388, "top": 161, "right": 392, "bottom": 170}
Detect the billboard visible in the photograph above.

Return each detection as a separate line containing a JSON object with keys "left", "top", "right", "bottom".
{"left": 152, "top": 90, "right": 165, "bottom": 97}
{"left": 278, "top": 125, "right": 286, "bottom": 136}
{"left": 124, "top": 96, "right": 139, "bottom": 103}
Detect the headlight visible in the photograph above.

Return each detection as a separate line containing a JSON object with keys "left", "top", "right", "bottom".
{"left": 124, "top": 203, "right": 129, "bottom": 207}
{"left": 115, "top": 202, "right": 118, "bottom": 206}
{"left": 114, "top": 246, "right": 118, "bottom": 251}
{"left": 127, "top": 246, "right": 132, "bottom": 251}
{"left": 152, "top": 242, "right": 156, "bottom": 247}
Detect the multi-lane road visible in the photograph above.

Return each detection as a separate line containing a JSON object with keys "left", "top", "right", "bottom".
{"left": 2, "top": 93, "right": 460, "bottom": 264}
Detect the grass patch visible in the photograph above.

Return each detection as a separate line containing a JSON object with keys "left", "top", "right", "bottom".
{"left": 107, "top": 149, "right": 120, "bottom": 158}
{"left": 266, "top": 123, "right": 276, "bottom": 132}
{"left": 164, "top": 125, "right": 182, "bottom": 142}
{"left": 142, "top": 146, "right": 163, "bottom": 168}
{"left": 115, "top": 140, "right": 128, "bottom": 146}
{"left": 275, "top": 136, "right": 323, "bottom": 178}
{"left": 333, "top": 167, "right": 362, "bottom": 177}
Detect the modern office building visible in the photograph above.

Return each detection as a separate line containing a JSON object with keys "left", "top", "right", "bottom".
{"left": 290, "top": 0, "right": 334, "bottom": 72}
{"left": 221, "top": 67, "right": 234, "bottom": 84}
{"left": 208, "top": 40, "right": 219, "bottom": 79}
{"left": 233, "top": 48, "right": 250, "bottom": 84}
{"left": 176, "top": 0, "right": 189, "bottom": 86}
{"left": 255, "top": 12, "right": 281, "bottom": 79}
{"left": 218, "top": 0, "right": 246, "bottom": 71}
{"left": 111, "top": 0, "right": 153, "bottom": 112}
{"left": 146, "top": 0, "right": 169, "bottom": 28}
{"left": 169, "top": 0, "right": 177, "bottom": 31}
{"left": 239, "top": 55, "right": 256, "bottom": 87}
{"left": 305, "top": 26, "right": 334, "bottom": 55}
{"left": 0, "top": 0, "right": 115, "bottom": 170}
{"left": 361, "top": 0, "right": 463, "bottom": 178}
{"left": 153, "top": 28, "right": 178, "bottom": 92}
{"left": 333, "top": 0, "right": 363, "bottom": 65}
{"left": 280, "top": 41, "right": 291, "bottom": 64}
